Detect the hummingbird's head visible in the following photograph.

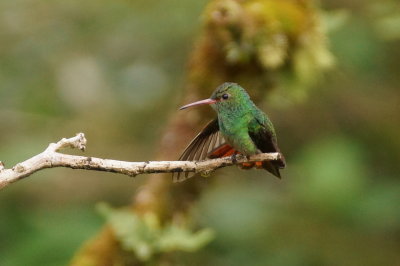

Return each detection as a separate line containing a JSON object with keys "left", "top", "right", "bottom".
{"left": 210, "top": 82, "right": 250, "bottom": 110}
{"left": 179, "top": 82, "right": 252, "bottom": 113}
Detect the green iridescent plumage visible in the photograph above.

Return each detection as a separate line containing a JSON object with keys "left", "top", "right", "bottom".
{"left": 175, "top": 82, "right": 285, "bottom": 182}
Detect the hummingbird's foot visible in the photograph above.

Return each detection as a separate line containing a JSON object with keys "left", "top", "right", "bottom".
{"left": 231, "top": 152, "right": 239, "bottom": 164}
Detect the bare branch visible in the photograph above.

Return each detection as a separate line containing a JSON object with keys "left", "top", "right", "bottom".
{"left": 0, "top": 133, "right": 281, "bottom": 190}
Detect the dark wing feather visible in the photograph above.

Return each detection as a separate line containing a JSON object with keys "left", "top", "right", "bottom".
{"left": 249, "top": 118, "right": 286, "bottom": 178}
{"left": 173, "top": 118, "right": 225, "bottom": 182}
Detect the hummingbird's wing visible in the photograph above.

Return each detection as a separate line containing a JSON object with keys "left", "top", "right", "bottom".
{"left": 173, "top": 118, "right": 226, "bottom": 182}
{"left": 249, "top": 116, "right": 286, "bottom": 178}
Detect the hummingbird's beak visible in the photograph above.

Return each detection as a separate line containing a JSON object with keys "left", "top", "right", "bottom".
{"left": 179, "top": 98, "right": 217, "bottom": 110}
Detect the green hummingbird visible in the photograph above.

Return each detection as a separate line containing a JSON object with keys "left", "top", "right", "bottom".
{"left": 174, "top": 82, "right": 285, "bottom": 182}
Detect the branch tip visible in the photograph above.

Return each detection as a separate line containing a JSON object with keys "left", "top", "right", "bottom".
{"left": 76, "top": 133, "right": 87, "bottom": 151}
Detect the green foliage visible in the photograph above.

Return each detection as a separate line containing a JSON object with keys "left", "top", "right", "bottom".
{"left": 369, "top": 0, "right": 400, "bottom": 40}
{"left": 97, "top": 203, "right": 214, "bottom": 262}
{"left": 0, "top": 204, "right": 102, "bottom": 266}
{"left": 293, "top": 136, "right": 366, "bottom": 213}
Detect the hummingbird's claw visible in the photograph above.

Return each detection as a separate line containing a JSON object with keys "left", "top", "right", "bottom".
{"left": 231, "top": 152, "right": 238, "bottom": 164}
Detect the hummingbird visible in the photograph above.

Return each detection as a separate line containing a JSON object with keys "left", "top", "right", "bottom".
{"left": 174, "top": 82, "right": 285, "bottom": 182}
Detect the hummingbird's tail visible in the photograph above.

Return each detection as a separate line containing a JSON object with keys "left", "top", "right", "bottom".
{"left": 260, "top": 151, "right": 286, "bottom": 178}
{"left": 260, "top": 161, "right": 282, "bottom": 178}
{"left": 238, "top": 161, "right": 281, "bottom": 178}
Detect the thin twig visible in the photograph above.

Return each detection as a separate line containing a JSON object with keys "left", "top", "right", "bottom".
{"left": 0, "top": 133, "right": 281, "bottom": 190}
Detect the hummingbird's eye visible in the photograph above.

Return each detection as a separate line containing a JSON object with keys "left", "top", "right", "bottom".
{"left": 222, "top": 94, "right": 229, "bottom": 100}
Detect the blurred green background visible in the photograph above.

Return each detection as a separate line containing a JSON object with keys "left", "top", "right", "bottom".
{"left": 0, "top": 0, "right": 399, "bottom": 265}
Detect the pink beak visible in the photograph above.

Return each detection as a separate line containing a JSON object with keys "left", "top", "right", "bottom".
{"left": 179, "top": 98, "right": 217, "bottom": 110}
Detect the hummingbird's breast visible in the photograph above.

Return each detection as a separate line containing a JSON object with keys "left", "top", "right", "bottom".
{"left": 218, "top": 112, "right": 258, "bottom": 156}
{"left": 218, "top": 112, "right": 246, "bottom": 136}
